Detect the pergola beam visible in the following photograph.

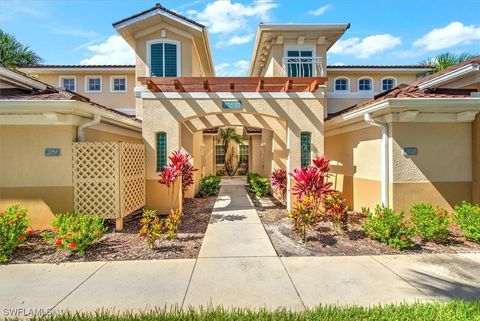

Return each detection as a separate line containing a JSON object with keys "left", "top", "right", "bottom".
{"left": 138, "top": 77, "right": 327, "bottom": 93}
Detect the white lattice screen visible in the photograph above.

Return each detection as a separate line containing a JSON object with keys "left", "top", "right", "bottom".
{"left": 73, "top": 142, "right": 145, "bottom": 219}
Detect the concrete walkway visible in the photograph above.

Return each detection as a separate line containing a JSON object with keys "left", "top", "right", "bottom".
{"left": 1, "top": 181, "right": 480, "bottom": 318}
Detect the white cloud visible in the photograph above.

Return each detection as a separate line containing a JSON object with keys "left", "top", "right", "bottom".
{"left": 80, "top": 35, "right": 134, "bottom": 65}
{"left": 216, "top": 34, "right": 255, "bottom": 47}
{"left": 188, "top": 0, "right": 278, "bottom": 47}
{"left": 330, "top": 34, "right": 402, "bottom": 59}
{"left": 189, "top": 0, "right": 278, "bottom": 34}
{"left": 332, "top": 62, "right": 346, "bottom": 66}
{"left": 308, "top": 5, "right": 331, "bottom": 16}
{"left": 413, "top": 22, "right": 480, "bottom": 51}
{"left": 215, "top": 60, "right": 250, "bottom": 76}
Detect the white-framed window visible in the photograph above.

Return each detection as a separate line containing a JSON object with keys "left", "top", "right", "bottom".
{"left": 381, "top": 77, "right": 396, "bottom": 91}
{"left": 110, "top": 76, "right": 127, "bottom": 92}
{"left": 146, "top": 39, "right": 181, "bottom": 77}
{"left": 239, "top": 144, "right": 249, "bottom": 165}
{"left": 59, "top": 76, "right": 76, "bottom": 91}
{"left": 215, "top": 144, "right": 225, "bottom": 165}
{"left": 334, "top": 77, "right": 349, "bottom": 92}
{"left": 283, "top": 43, "right": 316, "bottom": 77}
{"left": 85, "top": 76, "right": 102, "bottom": 92}
{"left": 358, "top": 77, "right": 373, "bottom": 91}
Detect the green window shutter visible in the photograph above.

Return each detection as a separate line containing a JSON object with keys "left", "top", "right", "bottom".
{"left": 164, "top": 43, "right": 178, "bottom": 77}
{"left": 156, "top": 132, "right": 167, "bottom": 171}
{"left": 300, "top": 132, "right": 311, "bottom": 168}
{"left": 150, "top": 43, "right": 164, "bottom": 77}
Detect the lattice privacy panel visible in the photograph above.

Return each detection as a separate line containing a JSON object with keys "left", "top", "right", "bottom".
{"left": 120, "top": 143, "right": 146, "bottom": 217}
{"left": 73, "top": 142, "right": 145, "bottom": 219}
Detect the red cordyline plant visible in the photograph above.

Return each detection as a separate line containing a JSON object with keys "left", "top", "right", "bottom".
{"left": 168, "top": 150, "right": 198, "bottom": 194}
{"left": 270, "top": 168, "right": 287, "bottom": 201}
{"left": 289, "top": 155, "right": 333, "bottom": 201}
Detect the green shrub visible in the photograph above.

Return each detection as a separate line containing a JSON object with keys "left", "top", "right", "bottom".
{"left": 248, "top": 174, "right": 270, "bottom": 197}
{"left": 48, "top": 213, "right": 107, "bottom": 255}
{"left": 0, "top": 204, "right": 29, "bottom": 263}
{"left": 363, "top": 205, "right": 415, "bottom": 249}
{"left": 197, "top": 175, "right": 221, "bottom": 197}
{"left": 246, "top": 172, "right": 261, "bottom": 185}
{"left": 453, "top": 202, "right": 480, "bottom": 242}
{"left": 410, "top": 203, "right": 450, "bottom": 242}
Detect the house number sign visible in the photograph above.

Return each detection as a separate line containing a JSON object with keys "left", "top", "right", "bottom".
{"left": 222, "top": 100, "right": 242, "bottom": 109}
{"left": 44, "top": 148, "right": 61, "bottom": 157}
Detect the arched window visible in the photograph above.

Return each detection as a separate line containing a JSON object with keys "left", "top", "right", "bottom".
{"left": 382, "top": 78, "right": 396, "bottom": 91}
{"left": 147, "top": 40, "right": 180, "bottom": 77}
{"left": 358, "top": 77, "right": 373, "bottom": 91}
{"left": 334, "top": 77, "right": 349, "bottom": 91}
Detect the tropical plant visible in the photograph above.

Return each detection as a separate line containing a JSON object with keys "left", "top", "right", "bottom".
{"left": 197, "top": 175, "right": 221, "bottom": 197}
{"left": 248, "top": 175, "right": 270, "bottom": 197}
{"left": 289, "top": 155, "right": 333, "bottom": 200}
{"left": 323, "top": 191, "right": 349, "bottom": 232}
{"left": 420, "top": 52, "right": 476, "bottom": 73}
{"left": 453, "top": 202, "right": 480, "bottom": 242}
{"left": 219, "top": 127, "right": 244, "bottom": 176}
{"left": 410, "top": 203, "right": 450, "bottom": 243}
{"left": 164, "top": 209, "right": 182, "bottom": 240}
{"left": 139, "top": 209, "right": 163, "bottom": 248}
{"left": 168, "top": 150, "right": 198, "bottom": 195}
{"left": 270, "top": 168, "right": 287, "bottom": 201}
{"left": 0, "top": 29, "right": 43, "bottom": 69}
{"left": 289, "top": 195, "right": 321, "bottom": 242}
{"left": 363, "top": 205, "right": 415, "bottom": 249}
{"left": 48, "top": 213, "right": 106, "bottom": 255}
{"left": 0, "top": 204, "right": 29, "bottom": 263}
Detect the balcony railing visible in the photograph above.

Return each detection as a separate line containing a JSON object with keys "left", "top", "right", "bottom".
{"left": 282, "top": 57, "right": 324, "bottom": 77}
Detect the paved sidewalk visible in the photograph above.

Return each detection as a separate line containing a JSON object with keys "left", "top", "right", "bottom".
{"left": 1, "top": 181, "right": 479, "bottom": 318}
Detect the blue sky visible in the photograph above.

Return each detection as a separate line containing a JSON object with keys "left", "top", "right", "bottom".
{"left": 1, "top": 0, "right": 479, "bottom": 75}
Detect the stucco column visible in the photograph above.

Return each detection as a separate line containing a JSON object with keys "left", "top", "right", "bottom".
{"left": 143, "top": 100, "right": 182, "bottom": 214}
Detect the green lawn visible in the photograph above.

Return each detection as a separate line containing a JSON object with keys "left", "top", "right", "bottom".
{"left": 20, "top": 300, "right": 480, "bottom": 321}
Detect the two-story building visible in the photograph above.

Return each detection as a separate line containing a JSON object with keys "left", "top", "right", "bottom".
{"left": 2, "top": 3, "right": 478, "bottom": 228}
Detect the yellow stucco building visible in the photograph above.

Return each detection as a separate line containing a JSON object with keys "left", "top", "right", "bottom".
{"left": 2, "top": 3, "right": 479, "bottom": 228}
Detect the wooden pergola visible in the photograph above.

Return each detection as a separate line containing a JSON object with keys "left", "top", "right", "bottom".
{"left": 138, "top": 77, "right": 327, "bottom": 93}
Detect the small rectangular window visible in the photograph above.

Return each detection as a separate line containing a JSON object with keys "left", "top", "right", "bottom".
{"left": 60, "top": 77, "right": 75, "bottom": 91}
{"left": 86, "top": 77, "right": 102, "bottom": 92}
{"left": 239, "top": 145, "right": 249, "bottom": 165}
{"left": 300, "top": 132, "right": 311, "bottom": 168}
{"left": 156, "top": 132, "right": 167, "bottom": 171}
{"left": 215, "top": 145, "right": 225, "bottom": 165}
{"left": 111, "top": 77, "right": 127, "bottom": 92}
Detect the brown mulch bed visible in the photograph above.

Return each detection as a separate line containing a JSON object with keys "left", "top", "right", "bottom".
{"left": 250, "top": 191, "right": 480, "bottom": 257}
{"left": 8, "top": 197, "right": 216, "bottom": 264}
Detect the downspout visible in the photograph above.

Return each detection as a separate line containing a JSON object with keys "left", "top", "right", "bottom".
{"left": 364, "top": 113, "right": 389, "bottom": 207}
{"left": 77, "top": 115, "right": 101, "bottom": 142}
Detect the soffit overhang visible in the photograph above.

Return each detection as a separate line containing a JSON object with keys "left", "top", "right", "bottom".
{"left": 249, "top": 24, "right": 350, "bottom": 76}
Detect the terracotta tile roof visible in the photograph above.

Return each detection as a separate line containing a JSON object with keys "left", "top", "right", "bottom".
{"left": 327, "top": 65, "right": 431, "bottom": 69}
{"left": 21, "top": 64, "right": 135, "bottom": 69}
{"left": 112, "top": 3, "right": 205, "bottom": 29}
{"left": 1, "top": 68, "right": 140, "bottom": 122}
{"left": 327, "top": 57, "right": 480, "bottom": 120}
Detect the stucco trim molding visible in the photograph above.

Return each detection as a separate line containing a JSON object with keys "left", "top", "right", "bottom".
{"left": 0, "top": 100, "right": 141, "bottom": 131}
